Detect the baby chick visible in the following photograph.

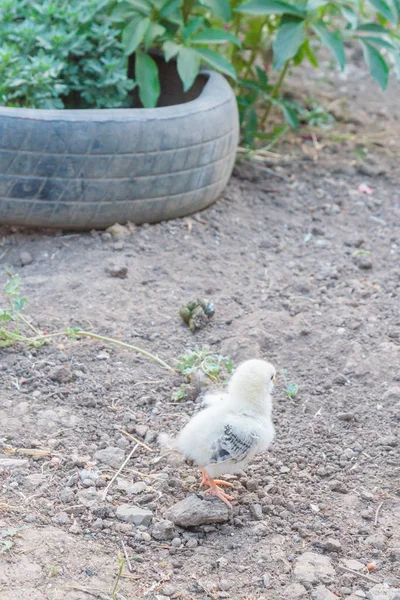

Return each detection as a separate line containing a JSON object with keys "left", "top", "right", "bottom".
{"left": 176, "top": 359, "right": 276, "bottom": 507}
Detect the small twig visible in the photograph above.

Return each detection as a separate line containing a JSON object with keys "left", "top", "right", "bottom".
{"left": 121, "top": 540, "right": 133, "bottom": 573}
{"left": 75, "top": 331, "right": 174, "bottom": 372}
{"left": 101, "top": 443, "right": 139, "bottom": 501}
{"left": 374, "top": 501, "right": 384, "bottom": 526}
{"left": 120, "top": 430, "right": 154, "bottom": 453}
{"left": 337, "top": 565, "right": 381, "bottom": 583}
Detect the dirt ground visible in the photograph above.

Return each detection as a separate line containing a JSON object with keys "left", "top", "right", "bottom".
{"left": 1, "top": 53, "right": 400, "bottom": 600}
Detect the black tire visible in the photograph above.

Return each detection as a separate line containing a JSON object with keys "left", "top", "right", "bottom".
{"left": 0, "top": 71, "right": 238, "bottom": 230}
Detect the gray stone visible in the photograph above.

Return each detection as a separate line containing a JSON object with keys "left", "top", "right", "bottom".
{"left": 353, "top": 254, "right": 373, "bottom": 270}
{"left": 338, "top": 412, "right": 354, "bottom": 421}
{"left": 329, "top": 480, "right": 348, "bottom": 494}
{"left": 48, "top": 365, "right": 73, "bottom": 383}
{"left": 94, "top": 446, "right": 125, "bottom": 468}
{"left": 355, "top": 591, "right": 367, "bottom": 598}
{"left": 284, "top": 583, "right": 307, "bottom": 599}
{"left": 341, "top": 559, "right": 364, "bottom": 571}
{"left": 105, "top": 262, "right": 128, "bottom": 279}
{"left": 294, "top": 552, "right": 335, "bottom": 584}
{"left": 78, "top": 488, "right": 101, "bottom": 508}
{"left": 116, "top": 504, "right": 153, "bottom": 526}
{"left": 20, "top": 251, "right": 33, "bottom": 266}
{"left": 318, "top": 538, "right": 342, "bottom": 553}
{"left": 366, "top": 584, "right": 400, "bottom": 600}
{"left": 79, "top": 469, "right": 99, "bottom": 482}
{"left": 312, "top": 585, "right": 339, "bottom": 600}
{"left": 376, "top": 435, "right": 397, "bottom": 447}
{"left": 250, "top": 503, "right": 263, "bottom": 520}
{"left": 151, "top": 519, "right": 176, "bottom": 541}
{"left": 165, "top": 494, "right": 230, "bottom": 527}
{"left": 129, "top": 481, "right": 148, "bottom": 495}
{"left": 382, "top": 388, "right": 400, "bottom": 402}
{"left": 262, "top": 573, "right": 270, "bottom": 589}
{"left": 366, "top": 533, "right": 386, "bottom": 550}
{"left": 0, "top": 458, "right": 29, "bottom": 468}
{"left": 24, "top": 473, "right": 47, "bottom": 490}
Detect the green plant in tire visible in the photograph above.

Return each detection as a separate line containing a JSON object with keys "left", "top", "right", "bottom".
{"left": 110, "top": 0, "right": 240, "bottom": 107}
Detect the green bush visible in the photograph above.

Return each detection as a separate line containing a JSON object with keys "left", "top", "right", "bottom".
{"left": 0, "top": 0, "right": 134, "bottom": 108}
{"left": 1, "top": 0, "right": 399, "bottom": 144}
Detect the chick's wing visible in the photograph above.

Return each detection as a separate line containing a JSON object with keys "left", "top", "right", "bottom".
{"left": 209, "top": 423, "right": 259, "bottom": 464}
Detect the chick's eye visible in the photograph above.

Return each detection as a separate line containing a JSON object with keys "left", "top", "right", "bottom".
{"left": 271, "top": 375, "right": 274, "bottom": 380}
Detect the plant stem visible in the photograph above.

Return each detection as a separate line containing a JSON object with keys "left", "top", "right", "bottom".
{"left": 111, "top": 554, "right": 125, "bottom": 599}
{"left": 182, "top": 0, "right": 195, "bottom": 24}
{"left": 260, "top": 60, "right": 290, "bottom": 130}
{"left": 73, "top": 331, "right": 174, "bottom": 372}
{"left": 17, "top": 313, "right": 42, "bottom": 337}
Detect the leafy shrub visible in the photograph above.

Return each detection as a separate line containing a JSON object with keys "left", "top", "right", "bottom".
{"left": 0, "top": 0, "right": 134, "bottom": 108}
{"left": 1, "top": 0, "right": 399, "bottom": 145}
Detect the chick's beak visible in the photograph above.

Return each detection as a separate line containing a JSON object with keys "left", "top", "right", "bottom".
{"left": 272, "top": 376, "right": 276, "bottom": 383}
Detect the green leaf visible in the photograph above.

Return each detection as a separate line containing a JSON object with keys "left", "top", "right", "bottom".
{"left": 360, "top": 39, "right": 389, "bottom": 89}
{"left": 340, "top": 5, "right": 358, "bottom": 28}
{"left": 135, "top": 50, "right": 160, "bottom": 107}
{"left": 191, "top": 28, "right": 241, "bottom": 47}
{"left": 0, "top": 310, "right": 12, "bottom": 322}
{"left": 303, "top": 39, "right": 319, "bottom": 67}
{"left": 110, "top": 2, "right": 137, "bottom": 21}
{"left": 356, "top": 22, "right": 390, "bottom": 33}
{"left": 368, "top": 0, "right": 396, "bottom": 23}
{"left": 177, "top": 47, "right": 201, "bottom": 91}
{"left": 273, "top": 16, "right": 306, "bottom": 70}
{"left": 125, "top": 0, "right": 152, "bottom": 14}
{"left": 13, "top": 296, "right": 27, "bottom": 311}
{"left": 237, "top": 0, "right": 306, "bottom": 17}
{"left": 194, "top": 47, "right": 237, "bottom": 79}
{"left": 4, "top": 276, "right": 20, "bottom": 296}
{"left": 279, "top": 103, "right": 299, "bottom": 129}
{"left": 122, "top": 17, "right": 150, "bottom": 55}
{"left": 163, "top": 40, "right": 181, "bottom": 61}
{"left": 357, "top": 35, "right": 396, "bottom": 49}
{"left": 183, "top": 17, "right": 204, "bottom": 40}
{"left": 159, "top": 0, "right": 181, "bottom": 18}
{"left": 144, "top": 22, "right": 166, "bottom": 50}
{"left": 256, "top": 65, "right": 269, "bottom": 86}
{"left": 307, "top": 0, "right": 328, "bottom": 9}
{"left": 200, "top": 0, "right": 232, "bottom": 20}
{"left": 311, "top": 22, "right": 346, "bottom": 69}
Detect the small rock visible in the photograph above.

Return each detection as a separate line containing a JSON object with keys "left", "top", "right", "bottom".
{"left": 48, "top": 365, "right": 73, "bottom": 383}
{"left": 141, "top": 532, "right": 152, "bottom": 542}
{"left": 20, "top": 251, "right": 33, "bottom": 266}
{"left": 135, "top": 425, "right": 149, "bottom": 438}
{"left": 361, "top": 491, "right": 374, "bottom": 501}
{"left": 159, "top": 584, "right": 177, "bottom": 597}
{"left": 60, "top": 488, "right": 75, "bottom": 503}
{"left": 24, "top": 473, "right": 47, "bottom": 490}
{"left": 382, "top": 388, "right": 400, "bottom": 402}
{"left": 366, "top": 584, "right": 400, "bottom": 600}
{"left": 262, "top": 573, "right": 270, "bottom": 589}
{"left": 53, "top": 511, "right": 70, "bottom": 525}
{"left": 171, "top": 537, "right": 181, "bottom": 548}
{"left": 284, "top": 583, "right": 307, "bottom": 599}
{"left": 129, "top": 481, "right": 148, "bottom": 495}
{"left": 250, "top": 504, "right": 263, "bottom": 520}
{"left": 341, "top": 588, "right": 352, "bottom": 596}
{"left": 361, "top": 509, "right": 374, "bottom": 520}
{"left": 342, "top": 559, "right": 365, "bottom": 571}
{"left": 78, "top": 488, "right": 101, "bottom": 508}
{"left": 329, "top": 480, "right": 348, "bottom": 494}
{"left": 0, "top": 458, "right": 29, "bottom": 468}
{"left": 79, "top": 469, "right": 99, "bottom": 482}
{"left": 355, "top": 591, "right": 366, "bottom": 598}
{"left": 96, "top": 352, "right": 110, "bottom": 360}
{"left": 165, "top": 494, "right": 230, "bottom": 527}
{"left": 338, "top": 412, "right": 354, "bottom": 421}
{"left": 312, "top": 585, "right": 338, "bottom": 600}
{"left": 317, "top": 538, "right": 342, "bottom": 553}
{"left": 69, "top": 522, "right": 82, "bottom": 535}
{"left": 116, "top": 504, "right": 153, "bottom": 526}
{"left": 246, "top": 479, "right": 258, "bottom": 491}
{"left": 366, "top": 533, "right": 386, "bottom": 550}
{"left": 186, "top": 538, "right": 198, "bottom": 548}
{"left": 294, "top": 552, "right": 335, "bottom": 584}
{"left": 353, "top": 254, "right": 373, "bottom": 270}
{"left": 356, "top": 162, "right": 386, "bottom": 178}
{"left": 94, "top": 446, "right": 125, "bottom": 468}
{"left": 105, "top": 262, "right": 128, "bottom": 279}
{"left": 376, "top": 435, "right": 397, "bottom": 447}
{"left": 106, "top": 223, "right": 133, "bottom": 239}
{"left": 151, "top": 520, "right": 175, "bottom": 541}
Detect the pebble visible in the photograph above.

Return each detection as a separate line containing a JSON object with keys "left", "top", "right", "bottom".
{"left": 361, "top": 509, "right": 374, "bottom": 520}
{"left": 116, "top": 504, "right": 153, "bottom": 526}
{"left": 106, "top": 223, "right": 133, "bottom": 238}
{"left": 329, "top": 480, "right": 349, "bottom": 494}
{"left": 338, "top": 412, "right": 355, "bottom": 421}
{"left": 312, "top": 585, "right": 339, "bottom": 600}
{"left": 353, "top": 254, "right": 373, "bottom": 270}
{"left": 376, "top": 435, "right": 397, "bottom": 447}
{"left": 366, "top": 584, "right": 400, "bottom": 600}
{"left": 0, "top": 458, "right": 29, "bottom": 468}
{"left": 250, "top": 504, "right": 263, "bottom": 520}
{"left": 171, "top": 537, "right": 181, "bottom": 548}
{"left": 141, "top": 532, "right": 152, "bottom": 542}
{"left": 382, "top": 388, "right": 400, "bottom": 402}
{"left": 151, "top": 520, "right": 176, "bottom": 541}
{"left": 77, "top": 488, "right": 102, "bottom": 508}
{"left": 355, "top": 591, "right": 366, "bottom": 598}
{"left": 246, "top": 479, "right": 258, "bottom": 491}
{"left": 186, "top": 538, "right": 198, "bottom": 548}
{"left": 284, "top": 583, "right": 307, "bottom": 599}
{"left": 317, "top": 538, "right": 342, "bottom": 553}
{"left": 129, "top": 481, "right": 148, "bottom": 495}
{"left": 361, "top": 491, "right": 374, "bottom": 501}
{"left": 165, "top": 494, "right": 230, "bottom": 527}
{"left": 294, "top": 552, "right": 335, "bottom": 584}
{"left": 342, "top": 559, "right": 365, "bottom": 571}
{"left": 105, "top": 262, "right": 128, "bottom": 279}
{"left": 262, "top": 573, "right": 270, "bottom": 589}
{"left": 48, "top": 365, "right": 73, "bottom": 383}
{"left": 94, "top": 446, "right": 125, "bottom": 468}
{"left": 20, "top": 251, "right": 33, "bottom": 266}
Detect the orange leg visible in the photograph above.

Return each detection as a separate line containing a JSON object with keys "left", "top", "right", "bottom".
{"left": 200, "top": 470, "right": 234, "bottom": 507}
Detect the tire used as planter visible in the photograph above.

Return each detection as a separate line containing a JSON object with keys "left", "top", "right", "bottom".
{"left": 0, "top": 68, "right": 238, "bottom": 230}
